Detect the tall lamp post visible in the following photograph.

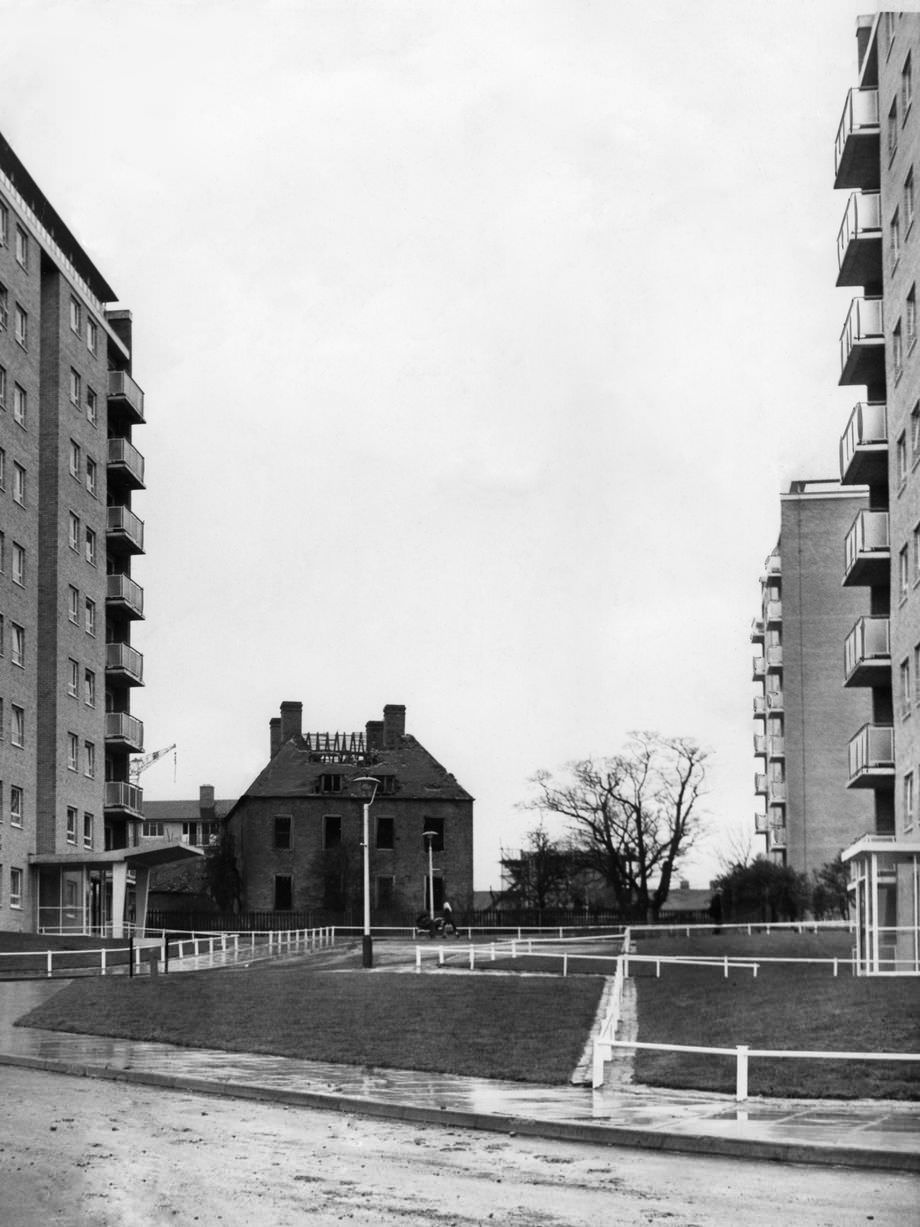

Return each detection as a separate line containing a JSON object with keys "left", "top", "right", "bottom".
{"left": 352, "top": 776, "right": 379, "bottom": 968}
{"left": 423, "top": 829, "right": 439, "bottom": 921}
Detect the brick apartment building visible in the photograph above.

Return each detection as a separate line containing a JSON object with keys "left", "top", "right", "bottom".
{"left": 0, "top": 130, "right": 195, "bottom": 935}
{"left": 225, "top": 703, "right": 474, "bottom": 920}
{"left": 752, "top": 481, "right": 875, "bottom": 873}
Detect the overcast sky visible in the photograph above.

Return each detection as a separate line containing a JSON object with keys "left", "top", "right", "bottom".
{"left": 4, "top": 0, "right": 886, "bottom": 888}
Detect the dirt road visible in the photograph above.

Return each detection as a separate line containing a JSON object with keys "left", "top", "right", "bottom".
{"left": 0, "top": 1066, "right": 913, "bottom": 1226}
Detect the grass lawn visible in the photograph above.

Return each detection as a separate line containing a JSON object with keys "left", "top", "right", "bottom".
{"left": 630, "top": 932, "right": 920, "bottom": 1099}
{"left": 17, "top": 954, "right": 604, "bottom": 1084}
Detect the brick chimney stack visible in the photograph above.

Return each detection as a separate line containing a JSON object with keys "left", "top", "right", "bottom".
{"left": 366, "top": 720, "right": 384, "bottom": 751}
{"left": 199, "top": 784, "right": 215, "bottom": 815}
{"left": 382, "top": 704, "right": 406, "bottom": 749}
{"left": 280, "top": 700, "right": 303, "bottom": 745}
{"left": 269, "top": 717, "right": 282, "bottom": 759}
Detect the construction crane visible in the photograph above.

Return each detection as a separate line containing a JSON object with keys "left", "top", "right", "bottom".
{"left": 129, "top": 744, "right": 177, "bottom": 784}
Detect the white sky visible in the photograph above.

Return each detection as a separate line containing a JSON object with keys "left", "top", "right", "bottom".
{"left": 3, "top": 0, "right": 893, "bottom": 889}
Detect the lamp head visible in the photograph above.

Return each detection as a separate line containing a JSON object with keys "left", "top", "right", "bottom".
{"left": 352, "top": 775, "right": 379, "bottom": 804}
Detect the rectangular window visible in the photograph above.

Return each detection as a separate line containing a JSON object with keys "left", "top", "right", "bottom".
{"left": 914, "top": 523, "right": 920, "bottom": 584}
{"left": 83, "top": 812, "right": 94, "bottom": 849}
{"left": 915, "top": 644, "right": 920, "bottom": 709}
{"left": 0, "top": 447, "right": 4, "bottom": 490}
{"left": 69, "top": 440, "right": 81, "bottom": 478}
{"left": 908, "top": 169, "right": 916, "bottom": 231}
{"left": 901, "top": 658, "right": 912, "bottom": 718}
{"left": 11, "top": 705, "right": 24, "bottom": 748}
{"left": 323, "top": 814, "right": 342, "bottom": 849}
{"left": 86, "top": 316, "right": 98, "bottom": 354}
{"left": 274, "top": 815, "right": 292, "bottom": 849}
{"left": 889, "top": 99, "right": 899, "bottom": 159}
{"left": 904, "top": 773, "right": 914, "bottom": 829}
{"left": 913, "top": 403, "right": 920, "bottom": 464}
{"left": 11, "top": 785, "right": 23, "bottom": 826}
{"left": 0, "top": 364, "right": 5, "bottom": 407}
{"left": 10, "top": 867, "right": 22, "bottom": 909}
{"left": 142, "top": 821, "right": 165, "bottom": 838}
{"left": 67, "top": 732, "right": 78, "bottom": 770}
{"left": 85, "top": 456, "right": 97, "bottom": 497}
{"left": 274, "top": 875, "right": 293, "bottom": 910}
{"left": 891, "top": 209, "right": 901, "bottom": 269}
{"left": 898, "top": 431, "right": 909, "bottom": 487}
{"left": 67, "top": 586, "right": 79, "bottom": 622}
{"left": 422, "top": 817, "right": 445, "bottom": 852}
{"left": 376, "top": 816, "right": 395, "bottom": 850}
{"left": 903, "top": 52, "right": 913, "bottom": 115}
{"left": 11, "top": 542, "right": 24, "bottom": 586}
{"left": 84, "top": 597, "right": 96, "bottom": 636}
{"left": 66, "top": 806, "right": 77, "bottom": 844}
{"left": 10, "top": 622, "right": 23, "bottom": 667}
{"left": 86, "top": 386, "right": 97, "bottom": 425}
{"left": 68, "top": 513, "right": 80, "bottom": 552}
{"left": 15, "top": 226, "right": 27, "bottom": 269}
{"left": 85, "top": 527, "right": 96, "bottom": 566}
{"left": 84, "top": 669, "right": 96, "bottom": 708}
{"left": 67, "top": 658, "right": 78, "bottom": 697}
{"left": 70, "top": 297, "right": 81, "bottom": 334}
{"left": 84, "top": 741, "right": 95, "bottom": 779}
{"left": 12, "top": 462, "right": 24, "bottom": 506}
{"left": 317, "top": 773, "right": 343, "bottom": 794}
{"left": 0, "top": 613, "right": 4, "bottom": 655}
{"left": 893, "top": 320, "right": 904, "bottom": 379}
{"left": 900, "top": 544, "right": 910, "bottom": 601}
{"left": 0, "top": 200, "right": 7, "bottom": 245}
{"left": 909, "top": 285, "right": 917, "bottom": 349}
{"left": 0, "top": 531, "right": 4, "bottom": 572}
{"left": 13, "top": 383, "right": 25, "bottom": 426}
{"left": 14, "top": 305, "right": 26, "bottom": 348}
{"left": 69, "top": 368, "right": 81, "bottom": 406}
{"left": 0, "top": 282, "right": 6, "bottom": 331}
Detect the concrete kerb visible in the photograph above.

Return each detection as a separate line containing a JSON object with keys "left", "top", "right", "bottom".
{"left": 0, "top": 1049, "right": 916, "bottom": 1174}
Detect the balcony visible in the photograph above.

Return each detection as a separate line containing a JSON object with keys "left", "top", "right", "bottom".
{"left": 753, "top": 733, "right": 767, "bottom": 756}
{"left": 107, "top": 370, "right": 145, "bottom": 425}
{"left": 750, "top": 618, "right": 765, "bottom": 645}
{"left": 752, "top": 657, "right": 766, "bottom": 681}
{"left": 107, "top": 437, "right": 146, "bottom": 489}
{"left": 847, "top": 723, "right": 895, "bottom": 789}
{"left": 834, "top": 87, "right": 880, "bottom": 190}
{"left": 106, "top": 574, "right": 144, "bottom": 620}
{"left": 754, "top": 773, "right": 768, "bottom": 796}
{"left": 766, "top": 690, "right": 784, "bottom": 713}
{"left": 105, "top": 712, "right": 145, "bottom": 753}
{"left": 836, "top": 192, "right": 882, "bottom": 286}
{"left": 839, "top": 297, "right": 885, "bottom": 386}
{"left": 768, "top": 825, "right": 787, "bottom": 852}
{"left": 766, "top": 645, "right": 783, "bottom": 671}
{"left": 754, "top": 812, "right": 769, "bottom": 834}
{"left": 104, "top": 781, "right": 144, "bottom": 819}
{"left": 844, "top": 615, "right": 891, "bottom": 687}
{"left": 767, "top": 736, "right": 785, "bottom": 760}
{"left": 843, "top": 508, "right": 889, "bottom": 586}
{"left": 106, "top": 505, "right": 145, "bottom": 554}
{"left": 765, "top": 600, "right": 782, "bottom": 625}
{"left": 753, "top": 695, "right": 766, "bottom": 717}
{"left": 105, "top": 642, "right": 144, "bottom": 686}
{"left": 769, "top": 780, "right": 787, "bottom": 803}
{"left": 764, "top": 553, "right": 781, "bottom": 577}
{"left": 839, "top": 401, "right": 887, "bottom": 486}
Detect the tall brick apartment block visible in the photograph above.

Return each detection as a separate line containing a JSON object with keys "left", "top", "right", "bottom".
{"left": 0, "top": 131, "right": 194, "bottom": 935}
{"left": 833, "top": 13, "right": 920, "bottom": 972}
{"left": 752, "top": 481, "right": 875, "bottom": 872}
{"left": 226, "top": 703, "right": 474, "bottom": 920}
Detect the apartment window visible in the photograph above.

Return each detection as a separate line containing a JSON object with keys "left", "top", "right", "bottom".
{"left": 67, "top": 586, "right": 79, "bottom": 623}
{"left": 323, "top": 814, "right": 342, "bottom": 849}
{"left": 85, "top": 456, "right": 97, "bottom": 497}
{"left": 11, "top": 542, "right": 24, "bottom": 587}
{"left": 0, "top": 447, "right": 4, "bottom": 491}
{"left": 907, "top": 169, "right": 916, "bottom": 232}
{"left": 10, "top": 867, "right": 22, "bottom": 909}
{"left": 13, "top": 383, "right": 25, "bottom": 426}
{"left": 317, "top": 773, "right": 343, "bottom": 794}
{"left": 422, "top": 818, "right": 444, "bottom": 852}
{"left": 85, "top": 526, "right": 96, "bottom": 566}
{"left": 274, "top": 875, "right": 293, "bottom": 910}
{"left": 903, "top": 53, "right": 913, "bottom": 117}
{"left": 10, "top": 786, "right": 22, "bottom": 827}
{"left": 69, "top": 440, "right": 81, "bottom": 478}
{"left": 914, "top": 523, "right": 920, "bottom": 584}
{"left": 11, "top": 705, "right": 24, "bottom": 748}
{"left": 86, "top": 316, "right": 98, "bottom": 354}
{"left": 67, "top": 732, "right": 79, "bottom": 770}
{"left": 67, "top": 658, "right": 78, "bottom": 697}
{"left": 14, "top": 226, "right": 27, "bottom": 269}
{"left": 69, "top": 297, "right": 81, "bottom": 334}
{"left": 376, "top": 816, "right": 395, "bottom": 850}
{"left": 142, "top": 821, "right": 165, "bottom": 838}
{"left": 66, "top": 807, "right": 77, "bottom": 845}
{"left": 69, "top": 368, "right": 81, "bottom": 406}
{"left": 86, "top": 386, "right": 97, "bottom": 425}
{"left": 0, "top": 200, "right": 7, "bottom": 245}
{"left": 0, "top": 282, "right": 6, "bottom": 332}
{"left": 68, "top": 513, "right": 80, "bottom": 552}
{"left": 0, "top": 613, "right": 4, "bottom": 655}
{"left": 84, "top": 668, "right": 96, "bottom": 708}
{"left": 898, "top": 431, "right": 909, "bottom": 488}
{"left": 885, "top": 11, "right": 896, "bottom": 56}
{"left": 83, "top": 812, "right": 94, "bottom": 849}
{"left": 84, "top": 741, "right": 95, "bottom": 779}
{"left": 0, "top": 364, "right": 5, "bottom": 407}
{"left": 902, "top": 658, "right": 913, "bottom": 719}
{"left": 0, "top": 699, "right": 3, "bottom": 738}
{"left": 888, "top": 100, "right": 899, "bottom": 160}
{"left": 913, "top": 403, "right": 920, "bottom": 465}
{"left": 0, "top": 531, "right": 4, "bottom": 573}
{"left": 14, "top": 304, "right": 26, "bottom": 348}
{"left": 84, "top": 597, "right": 96, "bottom": 637}
{"left": 900, "top": 544, "right": 910, "bottom": 602}
{"left": 10, "top": 623, "right": 23, "bottom": 668}
{"left": 909, "top": 285, "right": 917, "bottom": 349}
{"left": 12, "top": 462, "right": 24, "bottom": 506}
{"left": 915, "top": 644, "right": 920, "bottom": 709}
{"left": 274, "top": 815, "right": 292, "bottom": 850}
{"left": 893, "top": 320, "right": 904, "bottom": 380}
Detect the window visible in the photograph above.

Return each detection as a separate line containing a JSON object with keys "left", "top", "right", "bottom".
{"left": 142, "top": 821, "right": 165, "bottom": 838}
{"left": 10, "top": 623, "right": 23, "bottom": 667}
{"left": 0, "top": 200, "right": 7, "bottom": 245}
{"left": 12, "top": 463, "right": 24, "bottom": 506}
{"left": 885, "top": 11, "right": 896, "bottom": 56}
{"left": 13, "top": 383, "right": 25, "bottom": 426}
{"left": 904, "top": 773, "right": 915, "bottom": 830}
{"left": 11, "top": 705, "right": 24, "bottom": 748}
{"left": 914, "top": 523, "right": 920, "bottom": 584}
{"left": 317, "top": 773, "right": 343, "bottom": 794}
{"left": 888, "top": 99, "right": 899, "bottom": 160}
{"left": 0, "top": 364, "right": 5, "bottom": 407}
{"left": 422, "top": 817, "right": 444, "bottom": 852}
{"left": 68, "top": 513, "right": 80, "bottom": 552}
{"left": 14, "top": 304, "right": 26, "bottom": 348}
{"left": 909, "top": 285, "right": 917, "bottom": 349}
{"left": 898, "top": 431, "right": 909, "bottom": 488}
{"left": 903, "top": 53, "right": 912, "bottom": 116}
{"left": 900, "top": 544, "right": 910, "bottom": 601}
{"left": 84, "top": 741, "right": 95, "bottom": 779}
{"left": 891, "top": 209, "right": 901, "bottom": 269}
{"left": 15, "top": 226, "right": 27, "bottom": 269}
{"left": 11, "top": 542, "right": 24, "bottom": 586}
{"left": 10, "top": 786, "right": 22, "bottom": 826}
{"left": 901, "top": 658, "right": 913, "bottom": 718}
{"left": 274, "top": 875, "right": 293, "bottom": 910}
{"left": 323, "top": 814, "right": 342, "bottom": 849}
{"left": 84, "top": 597, "right": 96, "bottom": 637}
{"left": 69, "top": 368, "right": 81, "bottom": 406}
{"left": 907, "top": 169, "right": 916, "bottom": 232}
{"left": 915, "top": 644, "right": 920, "bottom": 709}
{"left": 913, "top": 403, "right": 920, "bottom": 465}
{"left": 84, "top": 668, "right": 96, "bottom": 708}
{"left": 67, "top": 586, "right": 79, "bottom": 623}
{"left": 0, "top": 613, "right": 4, "bottom": 655}
{"left": 0, "top": 282, "right": 6, "bottom": 331}
{"left": 85, "top": 527, "right": 96, "bottom": 566}
{"left": 274, "top": 815, "right": 292, "bottom": 849}
{"left": 67, "top": 658, "right": 78, "bottom": 697}
{"left": 86, "top": 456, "right": 97, "bottom": 496}
{"left": 86, "top": 316, "right": 98, "bottom": 354}
{"left": 0, "top": 447, "right": 4, "bottom": 490}
{"left": 86, "top": 386, "right": 97, "bottom": 425}
{"left": 69, "top": 298, "right": 81, "bottom": 334}
{"left": 10, "top": 867, "right": 22, "bottom": 909}
{"left": 376, "top": 816, "right": 395, "bottom": 850}
{"left": 69, "top": 440, "right": 81, "bottom": 478}
{"left": 0, "top": 531, "right": 4, "bottom": 573}
{"left": 66, "top": 807, "right": 77, "bottom": 844}
{"left": 83, "top": 812, "right": 94, "bottom": 849}
{"left": 893, "top": 319, "right": 904, "bottom": 379}
{"left": 67, "top": 732, "right": 78, "bottom": 771}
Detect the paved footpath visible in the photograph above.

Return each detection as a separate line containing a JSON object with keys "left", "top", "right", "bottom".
{"left": 0, "top": 963, "right": 918, "bottom": 1174}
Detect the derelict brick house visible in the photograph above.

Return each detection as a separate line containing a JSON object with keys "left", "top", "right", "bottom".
{"left": 225, "top": 702, "right": 474, "bottom": 919}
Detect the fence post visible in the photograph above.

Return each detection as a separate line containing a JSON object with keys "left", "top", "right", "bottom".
{"left": 736, "top": 1046, "right": 749, "bottom": 1102}
{"left": 490, "top": 942, "right": 496, "bottom": 961}
{"left": 469, "top": 944, "right": 475, "bottom": 970}
{"left": 415, "top": 946, "right": 421, "bottom": 972}
{"left": 129, "top": 934, "right": 134, "bottom": 978}
{"left": 46, "top": 950, "right": 53, "bottom": 979}
{"left": 723, "top": 956, "right": 729, "bottom": 979}
{"left": 527, "top": 938, "right": 533, "bottom": 955}
{"left": 656, "top": 959, "right": 660, "bottom": 978}
{"left": 101, "top": 948, "right": 107, "bottom": 977}
{"left": 511, "top": 940, "right": 517, "bottom": 959}
{"left": 833, "top": 958, "right": 838, "bottom": 978}
{"left": 438, "top": 946, "right": 445, "bottom": 966}
{"left": 563, "top": 954, "right": 568, "bottom": 977}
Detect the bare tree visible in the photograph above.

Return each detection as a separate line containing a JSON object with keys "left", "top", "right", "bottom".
{"left": 525, "top": 732, "right": 709, "bottom": 921}
{"left": 500, "top": 823, "right": 574, "bottom": 910}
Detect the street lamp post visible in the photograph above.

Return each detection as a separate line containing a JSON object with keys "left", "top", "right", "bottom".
{"left": 352, "top": 776, "right": 379, "bottom": 968}
{"left": 423, "top": 830, "right": 439, "bottom": 922}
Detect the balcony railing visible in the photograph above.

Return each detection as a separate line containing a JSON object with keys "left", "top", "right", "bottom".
{"left": 754, "top": 773, "right": 768, "bottom": 796}
{"left": 107, "top": 370, "right": 145, "bottom": 424}
{"left": 104, "top": 781, "right": 144, "bottom": 817}
{"left": 107, "top": 437, "right": 146, "bottom": 489}
{"left": 766, "top": 690, "right": 784, "bottom": 712}
{"left": 765, "top": 600, "right": 782, "bottom": 625}
{"left": 767, "top": 736, "right": 785, "bottom": 759}
{"left": 754, "top": 813, "right": 769, "bottom": 834}
{"left": 839, "top": 401, "right": 887, "bottom": 485}
{"left": 105, "top": 642, "right": 144, "bottom": 685}
{"left": 839, "top": 297, "right": 885, "bottom": 386}
{"left": 770, "top": 780, "right": 786, "bottom": 803}
{"left": 106, "top": 574, "right": 144, "bottom": 619}
{"left": 834, "top": 87, "right": 880, "bottom": 190}
{"left": 752, "top": 657, "right": 766, "bottom": 681}
{"left": 106, "top": 505, "right": 145, "bottom": 553}
{"left": 753, "top": 695, "right": 766, "bottom": 717}
{"left": 844, "top": 615, "right": 891, "bottom": 686}
{"left": 753, "top": 733, "right": 766, "bottom": 755}
{"left": 766, "top": 645, "right": 783, "bottom": 671}
{"left": 750, "top": 618, "right": 765, "bottom": 644}
{"left": 764, "top": 554, "right": 781, "bottom": 576}
{"left": 768, "top": 826, "right": 787, "bottom": 852}
{"left": 843, "top": 509, "right": 889, "bottom": 586}
{"left": 847, "top": 723, "right": 895, "bottom": 788}
{"left": 105, "top": 712, "right": 145, "bottom": 752}
{"left": 836, "top": 191, "right": 882, "bottom": 286}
